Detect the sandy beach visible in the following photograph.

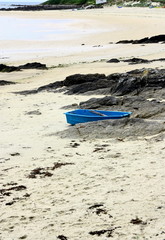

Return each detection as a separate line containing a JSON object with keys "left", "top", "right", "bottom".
{"left": 0, "top": 7, "right": 165, "bottom": 240}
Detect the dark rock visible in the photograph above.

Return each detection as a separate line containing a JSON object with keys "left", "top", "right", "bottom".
{"left": 57, "top": 118, "right": 165, "bottom": 139}
{"left": 63, "top": 73, "right": 106, "bottom": 86}
{"left": 79, "top": 96, "right": 122, "bottom": 109}
{"left": 16, "top": 68, "right": 165, "bottom": 97}
{"left": 130, "top": 217, "right": 147, "bottom": 225}
{"left": 112, "top": 68, "right": 165, "bottom": 95}
{"left": 0, "top": 62, "right": 47, "bottom": 73}
{"left": 10, "top": 152, "right": 20, "bottom": 156}
{"left": 0, "top": 80, "right": 15, "bottom": 85}
{"left": 6, "top": 201, "right": 16, "bottom": 205}
{"left": 155, "top": 58, "right": 165, "bottom": 62}
{"left": 37, "top": 81, "right": 63, "bottom": 92}
{"left": 0, "top": 64, "right": 18, "bottom": 72}
{"left": 79, "top": 95, "right": 165, "bottom": 120}
{"left": 66, "top": 78, "right": 111, "bottom": 94}
{"left": 107, "top": 57, "right": 165, "bottom": 65}
{"left": 107, "top": 58, "right": 120, "bottom": 63}
{"left": 123, "top": 57, "right": 150, "bottom": 64}
{"left": 145, "top": 35, "right": 165, "bottom": 43}
{"left": 19, "top": 235, "right": 27, "bottom": 239}
{"left": 132, "top": 37, "right": 149, "bottom": 44}
{"left": 112, "top": 76, "right": 139, "bottom": 95}
{"left": 18, "top": 62, "right": 47, "bottom": 70}
{"left": 117, "top": 40, "right": 134, "bottom": 44}
{"left": 57, "top": 235, "right": 68, "bottom": 240}
{"left": 116, "top": 35, "right": 165, "bottom": 44}
{"left": 17, "top": 81, "right": 63, "bottom": 95}
{"left": 16, "top": 89, "right": 38, "bottom": 95}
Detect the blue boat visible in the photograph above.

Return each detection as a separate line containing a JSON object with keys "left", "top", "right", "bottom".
{"left": 64, "top": 109, "right": 132, "bottom": 125}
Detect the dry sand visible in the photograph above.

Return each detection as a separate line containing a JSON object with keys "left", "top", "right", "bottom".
{"left": 0, "top": 7, "right": 165, "bottom": 240}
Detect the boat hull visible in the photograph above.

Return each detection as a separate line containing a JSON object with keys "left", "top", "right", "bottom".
{"left": 64, "top": 109, "right": 132, "bottom": 125}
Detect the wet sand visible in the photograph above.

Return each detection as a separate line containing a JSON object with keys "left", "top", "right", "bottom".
{"left": 0, "top": 7, "right": 165, "bottom": 240}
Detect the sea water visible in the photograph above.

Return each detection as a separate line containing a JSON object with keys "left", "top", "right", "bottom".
{"left": 0, "top": 16, "right": 75, "bottom": 41}
{"left": 0, "top": 1, "right": 76, "bottom": 41}
{"left": 0, "top": 2, "right": 43, "bottom": 9}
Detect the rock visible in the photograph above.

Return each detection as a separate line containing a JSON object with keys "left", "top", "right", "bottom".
{"left": 107, "top": 58, "right": 120, "bottom": 63}
{"left": 144, "top": 35, "right": 165, "bottom": 43}
{"left": 18, "top": 62, "right": 47, "bottom": 70}
{"left": 0, "top": 80, "right": 15, "bottom": 85}
{"left": 123, "top": 57, "right": 150, "bottom": 64}
{"left": 19, "top": 235, "right": 27, "bottom": 239}
{"left": 117, "top": 40, "right": 134, "bottom": 44}
{"left": 25, "top": 110, "right": 42, "bottom": 115}
{"left": 63, "top": 73, "right": 106, "bottom": 86}
{"left": 57, "top": 118, "right": 165, "bottom": 139}
{"left": 16, "top": 68, "right": 165, "bottom": 97}
{"left": 116, "top": 35, "right": 165, "bottom": 44}
{"left": 79, "top": 95, "right": 165, "bottom": 120}
{"left": 107, "top": 57, "right": 165, "bottom": 65}
{"left": 57, "top": 235, "right": 68, "bottom": 240}
{"left": 16, "top": 89, "right": 38, "bottom": 95}
{"left": 10, "top": 152, "right": 20, "bottom": 156}
{"left": 37, "top": 81, "right": 63, "bottom": 92}
{"left": 0, "top": 62, "right": 47, "bottom": 73}
{"left": 112, "top": 76, "right": 140, "bottom": 95}
{"left": 0, "top": 64, "right": 18, "bottom": 72}
{"left": 66, "top": 78, "right": 111, "bottom": 95}
{"left": 79, "top": 96, "right": 122, "bottom": 109}
{"left": 130, "top": 217, "right": 146, "bottom": 225}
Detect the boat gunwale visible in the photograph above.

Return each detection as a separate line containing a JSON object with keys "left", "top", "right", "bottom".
{"left": 64, "top": 109, "right": 132, "bottom": 118}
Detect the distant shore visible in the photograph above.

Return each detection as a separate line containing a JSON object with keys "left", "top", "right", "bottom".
{"left": 0, "top": 4, "right": 79, "bottom": 11}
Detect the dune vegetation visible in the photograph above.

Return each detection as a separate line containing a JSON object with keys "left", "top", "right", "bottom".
{"left": 43, "top": 0, "right": 165, "bottom": 7}
{"left": 43, "top": 0, "right": 92, "bottom": 5}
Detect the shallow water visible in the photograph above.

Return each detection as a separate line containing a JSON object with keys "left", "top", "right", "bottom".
{"left": 0, "top": 12, "right": 111, "bottom": 62}
{"left": 0, "top": 16, "right": 75, "bottom": 41}
{"left": 0, "top": 1, "right": 43, "bottom": 9}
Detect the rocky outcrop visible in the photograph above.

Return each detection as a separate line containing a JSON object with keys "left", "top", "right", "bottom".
{"left": 0, "top": 62, "right": 47, "bottom": 72}
{"left": 57, "top": 118, "right": 165, "bottom": 139}
{"left": 0, "top": 80, "right": 15, "bottom": 85}
{"left": 79, "top": 96, "right": 165, "bottom": 120}
{"left": 123, "top": 58, "right": 150, "bottom": 64}
{"left": 0, "top": 5, "right": 79, "bottom": 11}
{"left": 18, "top": 62, "right": 47, "bottom": 70}
{"left": 0, "top": 64, "right": 18, "bottom": 72}
{"left": 107, "top": 58, "right": 120, "bottom": 63}
{"left": 63, "top": 74, "right": 106, "bottom": 86}
{"left": 17, "top": 68, "right": 165, "bottom": 97}
{"left": 116, "top": 34, "right": 165, "bottom": 44}
{"left": 107, "top": 57, "right": 165, "bottom": 65}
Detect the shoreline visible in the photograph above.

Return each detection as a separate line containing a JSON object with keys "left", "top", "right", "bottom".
{"left": 0, "top": 7, "right": 165, "bottom": 66}
{"left": 0, "top": 4, "right": 80, "bottom": 11}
